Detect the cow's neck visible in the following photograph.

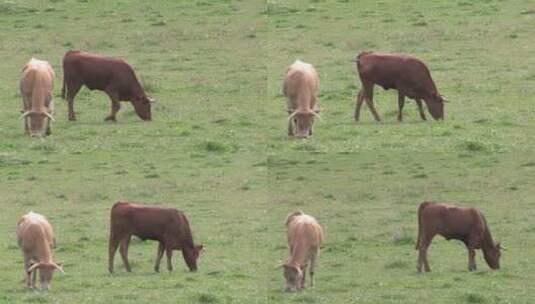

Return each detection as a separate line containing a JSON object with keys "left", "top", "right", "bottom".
{"left": 289, "top": 239, "right": 311, "bottom": 267}
{"left": 480, "top": 226, "right": 495, "bottom": 251}
{"left": 34, "top": 238, "right": 53, "bottom": 263}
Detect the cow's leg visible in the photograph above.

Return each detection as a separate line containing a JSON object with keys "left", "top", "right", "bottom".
{"left": 22, "top": 94, "right": 30, "bottom": 135}
{"left": 362, "top": 83, "right": 380, "bottom": 122}
{"left": 45, "top": 117, "right": 52, "bottom": 136}
{"left": 66, "top": 82, "right": 82, "bottom": 121}
{"left": 154, "top": 242, "right": 165, "bottom": 272}
{"left": 309, "top": 251, "right": 318, "bottom": 288}
{"left": 31, "top": 267, "right": 37, "bottom": 289}
{"left": 23, "top": 256, "right": 32, "bottom": 288}
{"left": 24, "top": 117, "right": 29, "bottom": 135}
{"left": 105, "top": 101, "right": 120, "bottom": 122}
{"left": 119, "top": 236, "right": 132, "bottom": 272}
{"left": 397, "top": 92, "right": 405, "bottom": 122}
{"left": 165, "top": 246, "right": 173, "bottom": 272}
{"left": 300, "top": 264, "right": 307, "bottom": 290}
{"left": 415, "top": 99, "right": 427, "bottom": 121}
{"left": 468, "top": 248, "right": 477, "bottom": 271}
{"left": 287, "top": 117, "right": 294, "bottom": 136}
{"left": 108, "top": 232, "right": 121, "bottom": 273}
{"left": 104, "top": 90, "right": 121, "bottom": 121}
{"left": 418, "top": 236, "right": 432, "bottom": 273}
{"left": 354, "top": 90, "right": 365, "bottom": 122}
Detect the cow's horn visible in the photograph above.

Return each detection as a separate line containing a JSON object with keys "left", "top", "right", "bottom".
{"left": 288, "top": 111, "right": 298, "bottom": 120}
{"left": 27, "top": 262, "right": 41, "bottom": 274}
{"left": 311, "top": 110, "right": 321, "bottom": 119}
{"left": 147, "top": 96, "right": 156, "bottom": 103}
{"left": 44, "top": 112, "right": 55, "bottom": 122}
{"left": 19, "top": 111, "right": 31, "bottom": 120}
{"left": 53, "top": 263, "right": 65, "bottom": 274}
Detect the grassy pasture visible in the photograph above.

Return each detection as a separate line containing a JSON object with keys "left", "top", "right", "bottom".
{"left": 0, "top": 0, "right": 534, "bottom": 303}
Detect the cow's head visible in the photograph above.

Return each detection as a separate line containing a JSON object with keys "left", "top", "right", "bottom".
{"left": 27, "top": 262, "right": 64, "bottom": 290}
{"left": 20, "top": 110, "right": 54, "bottom": 137}
{"left": 288, "top": 109, "right": 320, "bottom": 138}
{"left": 425, "top": 92, "right": 445, "bottom": 120}
{"left": 483, "top": 242, "right": 503, "bottom": 270}
{"left": 283, "top": 263, "right": 304, "bottom": 292}
{"left": 183, "top": 244, "right": 204, "bottom": 272}
{"left": 132, "top": 95, "right": 154, "bottom": 121}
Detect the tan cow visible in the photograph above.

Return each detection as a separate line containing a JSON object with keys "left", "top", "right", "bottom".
{"left": 17, "top": 212, "right": 63, "bottom": 290}
{"left": 283, "top": 60, "right": 320, "bottom": 138}
{"left": 283, "top": 211, "right": 324, "bottom": 292}
{"left": 19, "top": 58, "right": 55, "bottom": 137}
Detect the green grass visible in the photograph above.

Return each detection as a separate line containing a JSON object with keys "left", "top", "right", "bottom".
{"left": 0, "top": 0, "right": 534, "bottom": 303}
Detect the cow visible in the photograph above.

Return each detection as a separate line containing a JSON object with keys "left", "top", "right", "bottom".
{"left": 17, "top": 212, "right": 64, "bottom": 290}
{"left": 283, "top": 60, "right": 320, "bottom": 138}
{"left": 283, "top": 211, "right": 324, "bottom": 292}
{"left": 61, "top": 50, "right": 154, "bottom": 122}
{"left": 108, "top": 202, "right": 204, "bottom": 274}
{"left": 19, "top": 58, "right": 56, "bottom": 137}
{"left": 354, "top": 51, "right": 445, "bottom": 122}
{"left": 415, "top": 202, "right": 503, "bottom": 273}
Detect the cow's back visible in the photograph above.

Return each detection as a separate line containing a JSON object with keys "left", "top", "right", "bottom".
{"left": 287, "top": 214, "right": 323, "bottom": 248}
{"left": 283, "top": 60, "right": 318, "bottom": 110}
{"left": 63, "top": 51, "right": 139, "bottom": 93}
{"left": 17, "top": 213, "right": 54, "bottom": 252}
{"left": 357, "top": 52, "right": 437, "bottom": 95}
{"left": 420, "top": 203, "right": 482, "bottom": 238}
{"left": 20, "top": 60, "right": 54, "bottom": 111}
{"left": 110, "top": 202, "right": 188, "bottom": 242}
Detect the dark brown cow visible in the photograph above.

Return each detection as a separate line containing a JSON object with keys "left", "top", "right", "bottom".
{"left": 354, "top": 51, "right": 445, "bottom": 122}
{"left": 108, "top": 202, "right": 203, "bottom": 274}
{"left": 61, "top": 50, "right": 153, "bottom": 122}
{"left": 415, "top": 202, "right": 503, "bottom": 273}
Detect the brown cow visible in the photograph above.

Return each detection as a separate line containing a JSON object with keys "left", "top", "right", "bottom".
{"left": 108, "top": 202, "right": 203, "bottom": 274}
{"left": 283, "top": 60, "right": 320, "bottom": 138}
{"left": 61, "top": 50, "right": 153, "bottom": 122}
{"left": 283, "top": 211, "right": 324, "bottom": 292}
{"left": 415, "top": 202, "right": 503, "bottom": 273}
{"left": 17, "top": 212, "right": 64, "bottom": 290}
{"left": 19, "top": 58, "right": 56, "bottom": 137}
{"left": 354, "top": 51, "right": 445, "bottom": 122}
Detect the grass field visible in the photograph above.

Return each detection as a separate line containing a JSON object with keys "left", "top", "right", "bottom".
{"left": 0, "top": 0, "right": 534, "bottom": 303}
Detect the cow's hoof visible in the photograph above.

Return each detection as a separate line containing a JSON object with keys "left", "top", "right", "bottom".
{"left": 104, "top": 116, "right": 117, "bottom": 122}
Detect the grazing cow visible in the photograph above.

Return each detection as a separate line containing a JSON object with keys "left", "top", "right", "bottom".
{"left": 17, "top": 212, "right": 64, "bottom": 290}
{"left": 108, "top": 202, "right": 203, "bottom": 274}
{"left": 19, "top": 58, "right": 55, "bottom": 137}
{"left": 283, "top": 211, "right": 324, "bottom": 292}
{"left": 354, "top": 51, "right": 445, "bottom": 122}
{"left": 283, "top": 60, "right": 320, "bottom": 138}
{"left": 61, "top": 50, "right": 154, "bottom": 122}
{"left": 415, "top": 202, "right": 503, "bottom": 273}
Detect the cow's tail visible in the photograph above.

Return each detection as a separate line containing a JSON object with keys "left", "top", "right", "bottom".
{"left": 415, "top": 202, "right": 430, "bottom": 250}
